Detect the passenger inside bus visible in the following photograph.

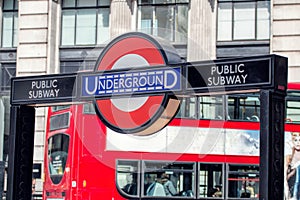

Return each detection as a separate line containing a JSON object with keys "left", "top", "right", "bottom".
{"left": 122, "top": 173, "right": 137, "bottom": 195}
{"left": 161, "top": 173, "right": 177, "bottom": 196}
{"left": 146, "top": 174, "right": 166, "bottom": 196}
{"left": 240, "top": 181, "right": 255, "bottom": 198}
{"left": 212, "top": 185, "right": 222, "bottom": 197}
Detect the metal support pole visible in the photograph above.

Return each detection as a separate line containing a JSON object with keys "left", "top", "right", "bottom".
{"left": 7, "top": 106, "right": 35, "bottom": 200}
{"left": 259, "top": 90, "right": 285, "bottom": 200}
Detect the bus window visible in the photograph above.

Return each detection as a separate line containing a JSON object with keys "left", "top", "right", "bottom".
{"left": 143, "top": 161, "right": 195, "bottom": 197}
{"left": 198, "top": 96, "right": 223, "bottom": 119}
{"left": 116, "top": 160, "right": 139, "bottom": 197}
{"left": 48, "top": 133, "right": 70, "bottom": 184}
{"left": 287, "top": 100, "right": 300, "bottom": 123}
{"left": 51, "top": 105, "right": 71, "bottom": 112}
{"left": 228, "top": 95, "right": 260, "bottom": 121}
{"left": 199, "top": 163, "right": 223, "bottom": 198}
{"left": 227, "top": 164, "right": 259, "bottom": 198}
{"left": 176, "top": 97, "right": 197, "bottom": 119}
{"left": 49, "top": 112, "right": 70, "bottom": 131}
{"left": 83, "top": 102, "right": 96, "bottom": 114}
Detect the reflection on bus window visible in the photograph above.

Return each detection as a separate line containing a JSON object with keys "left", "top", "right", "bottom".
{"left": 48, "top": 133, "right": 69, "bottom": 184}
{"left": 83, "top": 102, "right": 96, "bottom": 114}
{"left": 50, "top": 112, "right": 70, "bottom": 131}
{"left": 176, "top": 97, "right": 196, "bottom": 119}
{"left": 228, "top": 95, "right": 260, "bottom": 121}
{"left": 287, "top": 100, "right": 300, "bottom": 123}
{"left": 199, "top": 96, "right": 223, "bottom": 119}
{"left": 116, "top": 160, "right": 138, "bottom": 196}
{"left": 227, "top": 164, "right": 259, "bottom": 198}
{"left": 143, "top": 161, "right": 195, "bottom": 197}
{"left": 51, "top": 105, "right": 70, "bottom": 112}
{"left": 199, "top": 163, "right": 223, "bottom": 198}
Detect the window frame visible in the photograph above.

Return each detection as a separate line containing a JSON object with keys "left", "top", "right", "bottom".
{"left": 137, "top": 0, "right": 189, "bottom": 43}
{"left": 0, "top": 62, "right": 16, "bottom": 92}
{"left": 60, "top": 0, "right": 110, "bottom": 46}
{"left": 217, "top": 0, "right": 270, "bottom": 42}
{"left": 1, "top": 0, "right": 18, "bottom": 48}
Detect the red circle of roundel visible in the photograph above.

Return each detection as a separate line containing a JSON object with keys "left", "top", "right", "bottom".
{"left": 94, "top": 32, "right": 181, "bottom": 134}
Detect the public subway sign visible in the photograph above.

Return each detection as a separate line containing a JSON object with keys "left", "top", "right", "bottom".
{"left": 81, "top": 67, "right": 181, "bottom": 98}
{"left": 11, "top": 74, "right": 77, "bottom": 105}
{"left": 186, "top": 57, "right": 272, "bottom": 92}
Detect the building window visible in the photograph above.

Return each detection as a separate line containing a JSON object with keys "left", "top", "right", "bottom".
{"left": 217, "top": 0, "right": 270, "bottom": 41}
{"left": 61, "top": 0, "right": 110, "bottom": 46}
{"left": 0, "top": 63, "right": 16, "bottom": 91}
{"left": 137, "top": 0, "right": 189, "bottom": 43}
{"left": 1, "top": 0, "right": 18, "bottom": 48}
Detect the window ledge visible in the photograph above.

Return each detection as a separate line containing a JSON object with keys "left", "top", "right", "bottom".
{"left": 217, "top": 40, "right": 270, "bottom": 47}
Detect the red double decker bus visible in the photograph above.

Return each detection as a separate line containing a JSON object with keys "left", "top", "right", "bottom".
{"left": 42, "top": 83, "right": 300, "bottom": 200}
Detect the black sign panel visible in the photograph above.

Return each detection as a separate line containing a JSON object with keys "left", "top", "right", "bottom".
{"left": 10, "top": 55, "right": 287, "bottom": 106}
{"left": 11, "top": 74, "right": 77, "bottom": 105}
{"left": 186, "top": 57, "right": 272, "bottom": 92}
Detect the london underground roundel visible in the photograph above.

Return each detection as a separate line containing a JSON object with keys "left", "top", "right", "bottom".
{"left": 94, "top": 32, "right": 181, "bottom": 135}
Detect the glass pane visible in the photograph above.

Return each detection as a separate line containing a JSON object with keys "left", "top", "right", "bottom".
{"left": 228, "top": 165, "right": 259, "bottom": 198}
{"left": 13, "top": 13, "right": 18, "bottom": 47}
{"left": 143, "top": 161, "right": 195, "bottom": 197}
{"left": 176, "top": 97, "right": 196, "bottom": 118}
{"left": 199, "top": 96, "right": 223, "bottom": 119}
{"left": 62, "top": 0, "right": 75, "bottom": 7}
{"left": 155, "top": 0, "right": 175, "bottom": 3}
{"left": 228, "top": 95, "right": 260, "bottom": 121}
{"left": 199, "top": 163, "right": 223, "bottom": 197}
{"left": 48, "top": 134, "right": 70, "bottom": 184}
{"left": 78, "top": 0, "right": 97, "bottom": 7}
{"left": 156, "top": 6, "right": 174, "bottom": 41}
{"left": 0, "top": 64, "right": 15, "bottom": 91}
{"left": 61, "top": 10, "right": 75, "bottom": 46}
{"left": 51, "top": 105, "right": 71, "bottom": 112}
{"left": 3, "top": 0, "right": 14, "bottom": 10}
{"left": 116, "top": 160, "right": 139, "bottom": 196}
{"left": 138, "top": 6, "right": 153, "bottom": 35}
{"left": 97, "top": 8, "right": 110, "bottom": 44}
{"left": 83, "top": 103, "right": 96, "bottom": 114}
{"left": 98, "top": 0, "right": 111, "bottom": 6}
{"left": 287, "top": 101, "right": 300, "bottom": 123}
{"left": 233, "top": 2, "right": 255, "bottom": 40}
{"left": 76, "top": 9, "right": 97, "bottom": 45}
{"left": 175, "top": 5, "right": 188, "bottom": 43}
{"left": 2, "top": 13, "right": 13, "bottom": 47}
{"left": 217, "top": 3, "right": 232, "bottom": 41}
{"left": 139, "top": 0, "right": 153, "bottom": 4}
{"left": 50, "top": 113, "right": 70, "bottom": 131}
{"left": 14, "top": 0, "right": 18, "bottom": 9}
{"left": 257, "top": 1, "right": 270, "bottom": 40}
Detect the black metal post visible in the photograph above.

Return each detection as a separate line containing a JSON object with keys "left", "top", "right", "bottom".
{"left": 7, "top": 106, "right": 35, "bottom": 200}
{"left": 259, "top": 90, "right": 285, "bottom": 200}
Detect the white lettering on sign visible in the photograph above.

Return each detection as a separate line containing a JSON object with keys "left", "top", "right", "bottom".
{"left": 208, "top": 64, "right": 248, "bottom": 86}
{"left": 28, "top": 79, "right": 60, "bottom": 99}
{"left": 82, "top": 68, "right": 180, "bottom": 96}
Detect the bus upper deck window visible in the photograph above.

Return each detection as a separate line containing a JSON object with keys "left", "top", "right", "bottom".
{"left": 287, "top": 100, "right": 300, "bottom": 123}
{"left": 228, "top": 95, "right": 260, "bottom": 121}
{"left": 199, "top": 96, "right": 223, "bottom": 119}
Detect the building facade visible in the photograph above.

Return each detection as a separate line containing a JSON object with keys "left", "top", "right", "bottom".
{"left": 0, "top": 0, "right": 299, "bottom": 193}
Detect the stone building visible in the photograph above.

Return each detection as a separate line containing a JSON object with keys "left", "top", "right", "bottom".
{"left": 0, "top": 0, "right": 299, "bottom": 193}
